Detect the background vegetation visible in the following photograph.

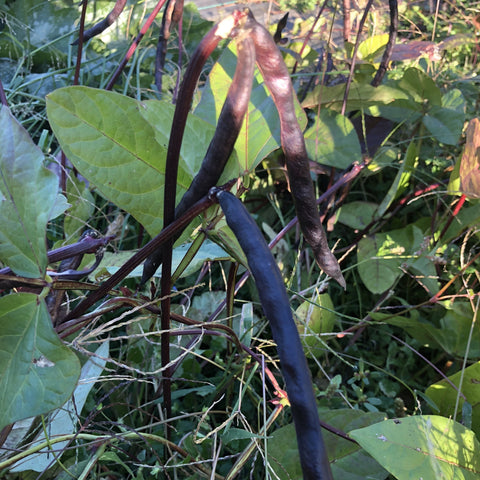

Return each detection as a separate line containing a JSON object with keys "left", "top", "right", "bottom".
{"left": 0, "top": 0, "right": 479, "bottom": 478}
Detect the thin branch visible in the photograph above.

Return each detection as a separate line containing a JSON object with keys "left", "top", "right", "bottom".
{"left": 371, "top": 0, "right": 398, "bottom": 87}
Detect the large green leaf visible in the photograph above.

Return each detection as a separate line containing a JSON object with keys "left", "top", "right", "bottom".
{"left": 397, "top": 68, "right": 442, "bottom": 105}
{"left": 10, "top": 341, "right": 109, "bottom": 472}
{"left": 46, "top": 87, "right": 216, "bottom": 236}
{"left": 194, "top": 42, "right": 307, "bottom": 173}
{"left": 349, "top": 415, "right": 480, "bottom": 479}
{"left": 426, "top": 362, "right": 480, "bottom": 438}
{"left": 367, "top": 68, "right": 440, "bottom": 123}
{"left": 139, "top": 98, "right": 239, "bottom": 188}
{"left": 0, "top": 293, "right": 80, "bottom": 431}
{"left": 369, "top": 70, "right": 465, "bottom": 145}
{"left": 0, "top": 107, "right": 58, "bottom": 277}
{"left": 268, "top": 409, "right": 388, "bottom": 479}
{"left": 304, "top": 109, "right": 362, "bottom": 169}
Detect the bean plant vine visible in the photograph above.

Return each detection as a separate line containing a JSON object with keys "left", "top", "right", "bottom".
{"left": 0, "top": 0, "right": 479, "bottom": 478}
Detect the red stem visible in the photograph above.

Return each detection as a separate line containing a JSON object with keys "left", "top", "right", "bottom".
{"left": 438, "top": 193, "right": 467, "bottom": 242}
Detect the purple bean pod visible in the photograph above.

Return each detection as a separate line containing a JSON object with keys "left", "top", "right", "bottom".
{"left": 242, "top": 10, "right": 345, "bottom": 288}
{"left": 216, "top": 189, "right": 333, "bottom": 480}
{"left": 141, "top": 29, "right": 254, "bottom": 283}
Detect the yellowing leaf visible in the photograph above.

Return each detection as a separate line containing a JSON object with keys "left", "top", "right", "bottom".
{"left": 459, "top": 118, "right": 480, "bottom": 199}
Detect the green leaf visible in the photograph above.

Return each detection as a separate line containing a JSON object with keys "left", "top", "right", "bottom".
{"left": 295, "top": 293, "right": 336, "bottom": 357}
{"left": 426, "top": 362, "right": 480, "bottom": 438}
{"left": 372, "top": 301, "right": 480, "bottom": 358}
{"left": 6, "top": 0, "right": 77, "bottom": 51}
{"left": 0, "top": 107, "right": 58, "bottom": 277}
{"left": 439, "top": 203, "right": 480, "bottom": 244}
{"left": 10, "top": 341, "right": 109, "bottom": 472}
{"left": 423, "top": 102, "right": 465, "bottom": 146}
{"left": 349, "top": 415, "right": 480, "bottom": 480}
{"left": 49, "top": 194, "right": 70, "bottom": 221}
{"left": 195, "top": 42, "right": 306, "bottom": 172}
{"left": 94, "top": 239, "right": 232, "bottom": 279}
{"left": 139, "top": 98, "right": 238, "bottom": 188}
{"left": 0, "top": 293, "right": 80, "bottom": 431}
{"left": 438, "top": 301, "right": 480, "bottom": 358}
{"left": 369, "top": 98, "right": 422, "bottom": 124}
{"left": 221, "top": 427, "right": 265, "bottom": 445}
{"left": 358, "top": 34, "right": 389, "bottom": 62}
{"left": 375, "top": 139, "right": 418, "bottom": 219}
{"left": 357, "top": 235, "right": 401, "bottom": 294}
{"left": 302, "top": 83, "right": 408, "bottom": 112}
{"left": 357, "top": 224, "right": 438, "bottom": 294}
{"left": 268, "top": 409, "right": 388, "bottom": 480}
{"left": 397, "top": 68, "right": 442, "bottom": 105}
{"left": 336, "top": 201, "right": 378, "bottom": 229}
{"left": 369, "top": 68, "right": 443, "bottom": 124}
{"left": 304, "top": 109, "right": 362, "bottom": 169}
{"left": 239, "top": 302, "right": 254, "bottom": 346}
{"left": 46, "top": 87, "right": 213, "bottom": 237}
{"left": 208, "top": 218, "right": 249, "bottom": 268}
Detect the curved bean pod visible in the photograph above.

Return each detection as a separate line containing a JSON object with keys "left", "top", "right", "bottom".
{"left": 141, "top": 32, "right": 255, "bottom": 284}
{"left": 175, "top": 36, "right": 255, "bottom": 219}
{"left": 216, "top": 189, "right": 333, "bottom": 480}
{"left": 242, "top": 10, "right": 345, "bottom": 288}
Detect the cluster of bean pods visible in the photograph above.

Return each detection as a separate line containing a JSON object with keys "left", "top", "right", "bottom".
{"left": 143, "top": 9, "right": 340, "bottom": 478}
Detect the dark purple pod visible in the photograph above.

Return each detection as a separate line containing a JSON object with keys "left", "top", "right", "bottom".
{"left": 216, "top": 189, "right": 333, "bottom": 480}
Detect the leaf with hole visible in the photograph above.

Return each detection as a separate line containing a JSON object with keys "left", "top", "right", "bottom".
{"left": 349, "top": 415, "right": 480, "bottom": 479}
{"left": 268, "top": 408, "right": 388, "bottom": 480}
{"left": 0, "top": 293, "right": 80, "bottom": 431}
{"left": 10, "top": 341, "right": 109, "bottom": 472}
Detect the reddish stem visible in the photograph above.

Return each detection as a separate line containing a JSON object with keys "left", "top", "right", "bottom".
{"left": 438, "top": 193, "right": 467, "bottom": 242}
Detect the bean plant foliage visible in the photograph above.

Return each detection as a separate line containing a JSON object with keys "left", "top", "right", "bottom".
{"left": 0, "top": 0, "right": 479, "bottom": 478}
